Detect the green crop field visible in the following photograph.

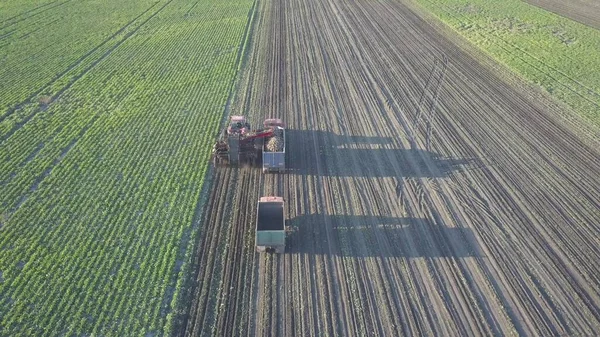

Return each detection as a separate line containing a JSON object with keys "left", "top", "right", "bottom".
{"left": 416, "top": 0, "right": 600, "bottom": 126}
{"left": 0, "top": 0, "right": 254, "bottom": 335}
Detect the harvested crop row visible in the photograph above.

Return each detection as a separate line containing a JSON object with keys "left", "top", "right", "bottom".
{"left": 182, "top": 0, "right": 600, "bottom": 336}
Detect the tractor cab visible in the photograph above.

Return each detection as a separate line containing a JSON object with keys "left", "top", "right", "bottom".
{"left": 228, "top": 116, "right": 250, "bottom": 135}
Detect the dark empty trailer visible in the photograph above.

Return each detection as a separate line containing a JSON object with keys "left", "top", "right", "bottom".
{"left": 255, "top": 196, "right": 285, "bottom": 253}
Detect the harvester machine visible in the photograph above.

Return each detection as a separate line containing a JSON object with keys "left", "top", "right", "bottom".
{"left": 212, "top": 116, "right": 285, "bottom": 168}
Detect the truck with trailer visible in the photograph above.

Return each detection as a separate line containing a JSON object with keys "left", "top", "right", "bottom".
{"left": 255, "top": 196, "right": 285, "bottom": 253}
{"left": 262, "top": 119, "right": 286, "bottom": 173}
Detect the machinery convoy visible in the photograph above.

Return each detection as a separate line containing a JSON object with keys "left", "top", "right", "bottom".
{"left": 212, "top": 116, "right": 287, "bottom": 253}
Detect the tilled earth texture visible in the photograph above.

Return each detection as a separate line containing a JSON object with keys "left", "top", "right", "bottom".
{"left": 526, "top": 0, "right": 600, "bottom": 30}
{"left": 181, "top": 0, "right": 600, "bottom": 336}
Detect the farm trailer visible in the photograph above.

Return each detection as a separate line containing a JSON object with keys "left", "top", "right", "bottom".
{"left": 256, "top": 196, "right": 285, "bottom": 253}
{"left": 262, "top": 119, "right": 286, "bottom": 173}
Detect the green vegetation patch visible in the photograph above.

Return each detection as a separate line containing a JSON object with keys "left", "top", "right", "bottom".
{"left": 0, "top": 0, "right": 254, "bottom": 335}
{"left": 416, "top": 0, "right": 600, "bottom": 126}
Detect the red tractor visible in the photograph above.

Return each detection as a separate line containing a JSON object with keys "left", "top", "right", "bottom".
{"left": 212, "top": 116, "right": 284, "bottom": 167}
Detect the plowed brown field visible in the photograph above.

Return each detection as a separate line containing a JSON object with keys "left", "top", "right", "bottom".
{"left": 180, "top": 0, "right": 600, "bottom": 336}
{"left": 526, "top": 0, "right": 600, "bottom": 30}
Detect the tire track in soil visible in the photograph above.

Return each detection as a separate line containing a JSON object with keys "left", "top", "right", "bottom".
{"left": 1, "top": 0, "right": 178, "bottom": 217}
{"left": 9, "top": 113, "right": 101, "bottom": 214}
{"left": 183, "top": 167, "right": 235, "bottom": 336}
{"left": 182, "top": 0, "right": 600, "bottom": 336}
{"left": 0, "top": 0, "right": 73, "bottom": 32}
{"left": 0, "top": 0, "right": 176, "bottom": 211}
{"left": 0, "top": 0, "right": 165, "bottom": 134}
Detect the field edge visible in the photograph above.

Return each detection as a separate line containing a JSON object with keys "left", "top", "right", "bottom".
{"left": 409, "top": 0, "right": 600, "bottom": 133}
{"left": 165, "top": 0, "right": 260, "bottom": 335}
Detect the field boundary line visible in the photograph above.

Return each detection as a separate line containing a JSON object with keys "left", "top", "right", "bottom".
{"left": 404, "top": 0, "right": 600, "bottom": 142}
{"left": 525, "top": 0, "right": 600, "bottom": 31}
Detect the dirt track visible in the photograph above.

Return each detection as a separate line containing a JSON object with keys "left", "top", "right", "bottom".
{"left": 526, "top": 0, "right": 600, "bottom": 30}
{"left": 181, "top": 0, "right": 600, "bottom": 336}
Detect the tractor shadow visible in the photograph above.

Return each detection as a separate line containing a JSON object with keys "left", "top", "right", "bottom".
{"left": 285, "top": 214, "right": 482, "bottom": 258}
{"left": 284, "top": 129, "right": 483, "bottom": 178}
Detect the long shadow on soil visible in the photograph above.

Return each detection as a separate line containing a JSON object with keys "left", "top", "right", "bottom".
{"left": 285, "top": 214, "right": 481, "bottom": 258}
{"left": 285, "top": 129, "right": 481, "bottom": 178}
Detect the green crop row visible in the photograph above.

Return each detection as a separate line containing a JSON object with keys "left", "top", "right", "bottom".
{"left": 415, "top": 0, "right": 600, "bottom": 126}
{"left": 0, "top": 0, "right": 254, "bottom": 335}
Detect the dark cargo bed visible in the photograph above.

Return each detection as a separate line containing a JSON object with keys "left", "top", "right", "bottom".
{"left": 257, "top": 202, "right": 284, "bottom": 231}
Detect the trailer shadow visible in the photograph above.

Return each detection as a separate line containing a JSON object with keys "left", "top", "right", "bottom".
{"left": 284, "top": 129, "right": 482, "bottom": 178}
{"left": 285, "top": 214, "right": 482, "bottom": 258}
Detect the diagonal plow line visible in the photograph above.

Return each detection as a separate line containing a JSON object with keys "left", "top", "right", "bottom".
{"left": 412, "top": 58, "right": 440, "bottom": 134}
{"left": 0, "top": 0, "right": 161, "bottom": 125}
{"left": 426, "top": 55, "right": 448, "bottom": 151}
{"left": 411, "top": 55, "right": 447, "bottom": 148}
{"left": 0, "top": 0, "right": 74, "bottom": 32}
{"left": 10, "top": 112, "right": 100, "bottom": 214}
{"left": 0, "top": 0, "right": 59, "bottom": 26}
{"left": 0, "top": 0, "right": 173, "bottom": 146}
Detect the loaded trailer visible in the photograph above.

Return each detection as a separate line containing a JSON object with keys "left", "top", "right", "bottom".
{"left": 256, "top": 196, "right": 285, "bottom": 253}
{"left": 262, "top": 119, "right": 286, "bottom": 173}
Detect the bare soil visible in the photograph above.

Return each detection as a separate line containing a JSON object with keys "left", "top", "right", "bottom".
{"left": 180, "top": 0, "right": 600, "bottom": 336}
{"left": 526, "top": 0, "right": 600, "bottom": 30}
